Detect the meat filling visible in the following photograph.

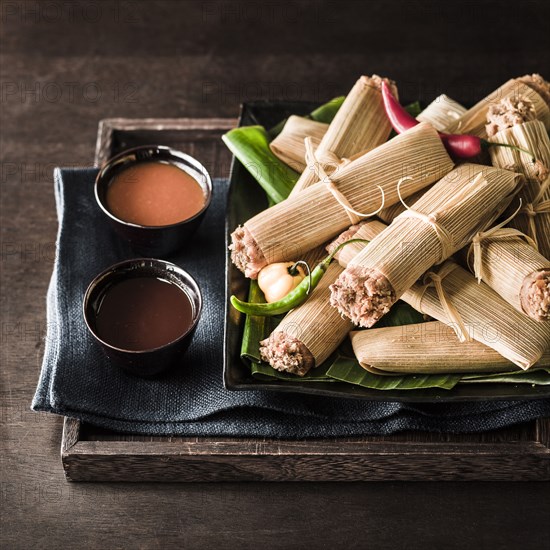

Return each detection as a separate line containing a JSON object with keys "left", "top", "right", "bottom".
{"left": 229, "top": 225, "right": 267, "bottom": 279}
{"left": 259, "top": 332, "right": 315, "bottom": 376}
{"left": 485, "top": 95, "right": 537, "bottom": 137}
{"left": 520, "top": 269, "right": 550, "bottom": 322}
{"left": 517, "top": 73, "right": 550, "bottom": 110}
{"left": 329, "top": 265, "right": 396, "bottom": 328}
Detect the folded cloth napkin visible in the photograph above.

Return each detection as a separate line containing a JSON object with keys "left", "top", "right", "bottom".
{"left": 32, "top": 168, "right": 550, "bottom": 436}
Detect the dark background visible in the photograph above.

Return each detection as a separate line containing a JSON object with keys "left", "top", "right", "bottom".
{"left": 1, "top": 1, "right": 550, "bottom": 548}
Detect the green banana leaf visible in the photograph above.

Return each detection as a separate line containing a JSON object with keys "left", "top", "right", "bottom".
{"left": 222, "top": 126, "right": 299, "bottom": 204}
{"left": 370, "top": 301, "right": 425, "bottom": 328}
{"left": 240, "top": 280, "right": 277, "bottom": 365}
{"left": 326, "top": 356, "right": 462, "bottom": 390}
{"left": 460, "top": 368, "right": 550, "bottom": 385}
{"left": 251, "top": 360, "right": 335, "bottom": 382}
{"left": 309, "top": 96, "right": 347, "bottom": 123}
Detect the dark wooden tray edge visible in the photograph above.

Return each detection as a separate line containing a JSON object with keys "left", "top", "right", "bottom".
{"left": 61, "top": 417, "right": 550, "bottom": 482}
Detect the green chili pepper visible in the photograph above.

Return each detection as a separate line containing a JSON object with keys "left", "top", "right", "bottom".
{"left": 230, "top": 238, "right": 369, "bottom": 316}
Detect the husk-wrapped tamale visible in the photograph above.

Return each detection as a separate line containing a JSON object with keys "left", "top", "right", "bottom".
{"left": 377, "top": 188, "right": 428, "bottom": 224}
{"left": 416, "top": 94, "right": 467, "bottom": 131}
{"left": 461, "top": 228, "right": 550, "bottom": 321}
{"left": 290, "top": 75, "right": 398, "bottom": 195}
{"left": 508, "top": 181, "right": 550, "bottom": 261}
{"left": 259, "top": 262, "right": 351, "bottom": 376}
{"left": 258, "top": 221, "right": 386, "bottom": 376}
{"left": 330, "top": 164, "right": 524, "bottom": 328}
{"left": 230, "top": 122, "right": 454, "bottom": 279}
{"left": 444, "top": 75, "right": 550, "bottom": 138}
{"left": 485, "top": 95, "right": 550, "bottom": 260}
{"left": 269, "top": 116, "right": 328, "bottom": 172}
{"left": 330, "top": 227, "right": 550, "bottom": 370}
{"left": 350, "top": 321, "right": 550, "bottom": 374}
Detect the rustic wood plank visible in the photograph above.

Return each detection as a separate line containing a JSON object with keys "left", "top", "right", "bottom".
{"left": 537, "top": 418, "right": 550, "bottom": 448}
{"left": 60, "top": 417, "right": 80, "bottom": 453}
{"left": 94, "top": 117, "right": 237, "bottom": 166}
{"left": 62, "top": 426, "right": 550, "bottom": 482}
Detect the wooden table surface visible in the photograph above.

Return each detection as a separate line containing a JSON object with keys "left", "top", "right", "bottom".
{"left": 2, "top": 1, "right": 549, "bottom": 548}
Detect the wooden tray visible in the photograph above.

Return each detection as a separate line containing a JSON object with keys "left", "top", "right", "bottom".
{"left": 60, "top": 117, "right": 550, "bottom": 482}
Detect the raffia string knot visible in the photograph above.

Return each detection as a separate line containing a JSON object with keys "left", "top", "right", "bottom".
{"left": 468, "top": 200, "right": 535, "bottom": 283}
{"left": 417, "top": 262, "right": 469, "bottom": 343}
{"left": 520, "top": 179, "right": 550, "bottom": 248}
{"left": 304, "top": 137, "right": 385, "bottom": 225}
{"left": 395, "top": 173, "right": 489, "bottom": 264}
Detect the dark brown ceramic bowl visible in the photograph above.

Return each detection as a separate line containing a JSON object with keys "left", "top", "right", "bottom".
{"left": 83, "top": 258, "right": 202, "bottom": 377}
{"left": 95, "top": 145, "right": 212, "bottom": 257}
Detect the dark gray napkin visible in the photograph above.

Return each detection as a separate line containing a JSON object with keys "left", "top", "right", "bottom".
{"left": 32, "top": 168, "right": 550, "bottom": 436}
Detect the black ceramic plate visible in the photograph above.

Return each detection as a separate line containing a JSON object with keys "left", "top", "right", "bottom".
{"left": 224, "top": 100, "right": 550, "bottom": 402}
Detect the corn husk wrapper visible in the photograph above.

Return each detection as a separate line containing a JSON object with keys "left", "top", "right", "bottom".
{"left": 331, "top": 164, "right": 524, "bottom": 328}
{"left": 377, "top": 188, "right": 429, "bottom": 224}
{"left": 444, "top": 78, "right": 550, "bottom": 138}
{"left": 232, "top": 122, "right": 454, "bottom": 279}
{"left": 290, "top": 75, "right": 396, "bottom": 195}
{"left": 350, "top": 321, "right": 550, "bottom": 374}
{"left": 259, "top": 262, "right": 352, "bottom": 376}
{"left": 461, "top": 231, "right": 550, "bottom": 321}
{"left": 331, "top": 228, "right": 549, "bottom": 369}
{"left": 416, "top": 94, "right": 467, "bottom": 132}
{"left": 401, "top": 262, "right": 550, "bottom": 369}
{"left": 269, "top": 116, "right": 328, "bottom": 172}
{"left": 489, "top": 120, "right": 550, "bottom": 185}
{"left": 508, "top": 182, "right": 550, "bottom": 261}
{"left": 260, "top": 221, "right": 387, "bottom": 375}
{"left": 300, "top": 243, "right": 329, "bottom": 267}
{"left": 488, "top": 119, "right": 550, "bottom": 259}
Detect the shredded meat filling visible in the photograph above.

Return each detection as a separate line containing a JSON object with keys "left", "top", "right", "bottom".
{"left": 517, "top": 73, "right": 550, "bottom": 110}
{"left": 520, "top": 269, "right": 550, "bottom": 322}
{"left": 485, "top": 95, "right": 537, "bottom": 137}
{"left": 229, "top": 225, "right": 267, "bottom": 279}
{"left": 329, "top": 265, "right": 396, "bottom": 328}
{"left": 259, "top": 332, "right": 315, "bottom": 376}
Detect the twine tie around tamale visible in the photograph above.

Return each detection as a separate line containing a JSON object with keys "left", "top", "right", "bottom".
{"left": 468, "top": 200, "right": 536, "bottom": 283}
{"left": 521, "top": 179, "right": 550, "bottom": 248}
{"left": 304, "top": 137, "right": 385, "bottom": 225}
{"left": 396, "top": 173, "right": 488, "bottom": 264}
{"left": 411, "top": 262, "right": 469, "bottom": 343}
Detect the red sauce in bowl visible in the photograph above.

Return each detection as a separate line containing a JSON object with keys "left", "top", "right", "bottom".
{"left": 106, "top": 162, "right": 206, "bottom": 226}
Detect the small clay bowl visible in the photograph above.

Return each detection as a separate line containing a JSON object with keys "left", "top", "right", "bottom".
{"left": 83, "top": 258, "right": 202, "bottom": 377}
{"left": 94, "top": 145, "right": 212, "bottom": 257}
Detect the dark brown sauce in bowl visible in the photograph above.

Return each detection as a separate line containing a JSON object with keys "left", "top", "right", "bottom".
{"left": 94, "top": 277, "right": 195, "bottom": 351}
{"left": 83, "top": 259, "right": 202, "bottom": 376}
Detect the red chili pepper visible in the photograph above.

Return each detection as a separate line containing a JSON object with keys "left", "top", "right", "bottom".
{"left": 439, "top": 134, "right": 483, "bottom": 158}
{"left": 380, "top": 82, "right": 534, "bottom": 160}
{"left": 381, "top": 82, "right": 419, "bottom": 133}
